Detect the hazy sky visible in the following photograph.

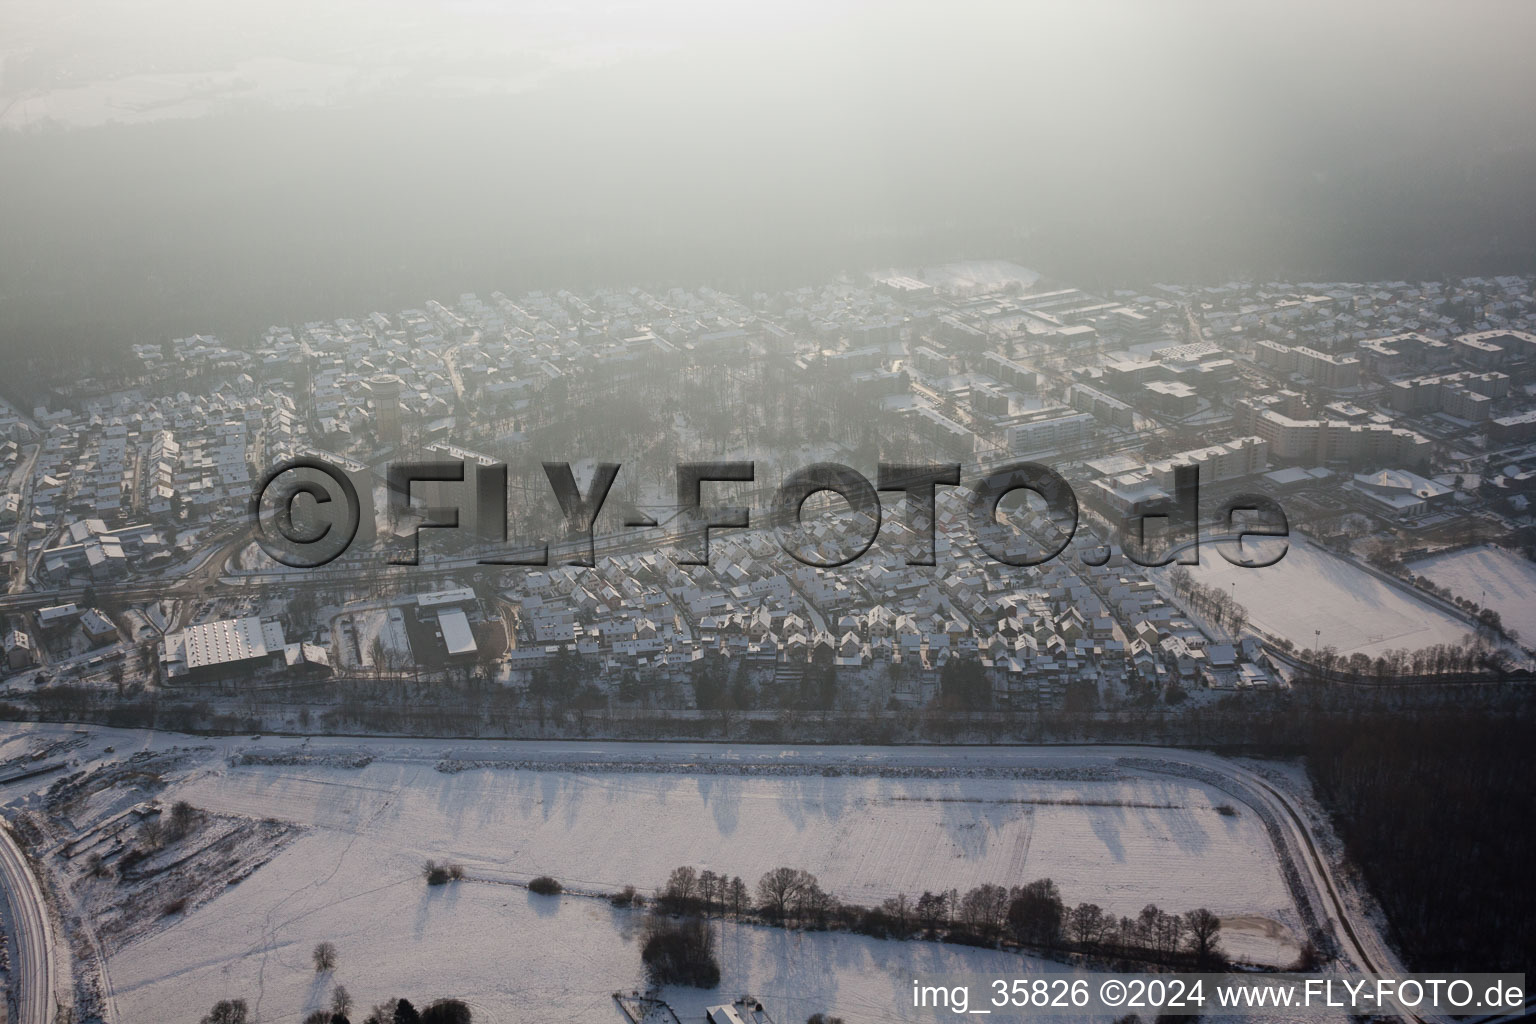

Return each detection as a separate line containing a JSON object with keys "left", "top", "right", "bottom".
{"left": 6, "top": 0, "right": 1535, "bottom": 138}
{"left": 2, "top": 1, "right": 1535, "bottom": 358}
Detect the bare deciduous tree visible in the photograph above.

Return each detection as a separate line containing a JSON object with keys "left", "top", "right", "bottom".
{"left": 756, "top": 866, "right": 810, "bottom": 921}
{"left": 313, "top": 940, "right": 338, "bottom": 972}
{"left": 1183, "top": 908, "right": 1222, "bottom": 966}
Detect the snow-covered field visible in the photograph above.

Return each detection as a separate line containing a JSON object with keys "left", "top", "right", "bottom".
{"left": 111, "top": 858, "right": 1079, "bottom": 1024}
{"left": 106, "top": 751, "right": 1300, "bottom": 1020}
{"left": 1408, "top": 544, "right": 1536, "bottom": 642}
{"left": 0, "top": 729, "right": 1318, "bottom": 1023}
{"left": 1182, "top": 534, "right": 1470, "bottom": 657}
{"left": 155, "top": 760, "right": 1296, "bottom": 940}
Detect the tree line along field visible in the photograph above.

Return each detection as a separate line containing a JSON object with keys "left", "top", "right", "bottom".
{"left": 1407, "top": 544, "right": 1536, "bottom": 644}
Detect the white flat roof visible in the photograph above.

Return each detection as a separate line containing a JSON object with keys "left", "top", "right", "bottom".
{"left": 437, "top": 608, "right": 477, "bottom": 656}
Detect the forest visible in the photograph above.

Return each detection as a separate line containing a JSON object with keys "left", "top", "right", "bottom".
{"left": 1306, "top": 710, "right": 1533, "bottom": 972}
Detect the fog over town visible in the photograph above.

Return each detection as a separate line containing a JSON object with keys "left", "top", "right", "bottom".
{"left": 0, "top": 3, "right": 1532, "bottom": 1023}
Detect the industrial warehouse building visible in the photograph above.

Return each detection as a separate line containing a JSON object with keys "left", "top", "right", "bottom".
{"left": 159, "top": 616, "right": 286, "bottom": 681}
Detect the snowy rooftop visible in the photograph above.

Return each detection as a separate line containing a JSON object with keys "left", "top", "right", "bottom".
{"left": 437, "top": 608, "right": 477, "bottom": 656}
{"left": 179, "top": 617, "right": 281, "bottom": 670}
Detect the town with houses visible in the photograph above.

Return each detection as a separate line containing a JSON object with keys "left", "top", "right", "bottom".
{"left": 7, "top": 2, "right": 1536, "bottom": 1019}
{"left": 1, "top": 261, "right": 1533, "bottom": 716}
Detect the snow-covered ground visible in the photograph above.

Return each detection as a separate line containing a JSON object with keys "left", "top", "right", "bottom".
{"left": 156, "top": 759, "right": 1297, "bottom": 946}
{"left": 1181, "top": 534, "right": 1470, "bottom": 657}
{"left": 0, "top": 728, "right": 1321, "bottom": 1022}
{"left": 1408, "top": 544, "right": 1536, "bottom": 642}
{"left": 110, "top": 862, "right": 1082, "bottom": 1024}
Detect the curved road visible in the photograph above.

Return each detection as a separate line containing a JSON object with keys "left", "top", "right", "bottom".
{"left": 1130, "top": 754, "right": 1415, "bottom": 994}
{"left": 0, "top": 819, "right": 57, "bottom": 1024}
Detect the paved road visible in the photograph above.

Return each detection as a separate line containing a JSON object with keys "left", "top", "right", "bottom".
{"left": 0, "top": 819, "right": 57, "bottom": 1024}
{"left": 1208, "top": 757, "right": 1528, "bottom": 1024}
{"left": 1126, "top": 750, "right": 1500, "bottom": 1024}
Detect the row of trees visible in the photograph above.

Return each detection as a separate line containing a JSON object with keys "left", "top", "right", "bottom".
{"left": 657, "top": 865, "right": 752, "bottom": 917}
{"left": 1167, "top": 566, "right": 1248, "bottom": 636}
{"left": 203, "top": 998, "right": 470, "bottom": 1024}
{"left": 1413, "top": 575, "right": 1519, "bottom": 640}
{"left": 872, "top": 883, "right": 1224, "bottom": 968}
{"left": 655, "top": 865, "right": 1226, "bottom": 967}
{"left": 1296, "top": 638, "right": 1516, "bottom": 681}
